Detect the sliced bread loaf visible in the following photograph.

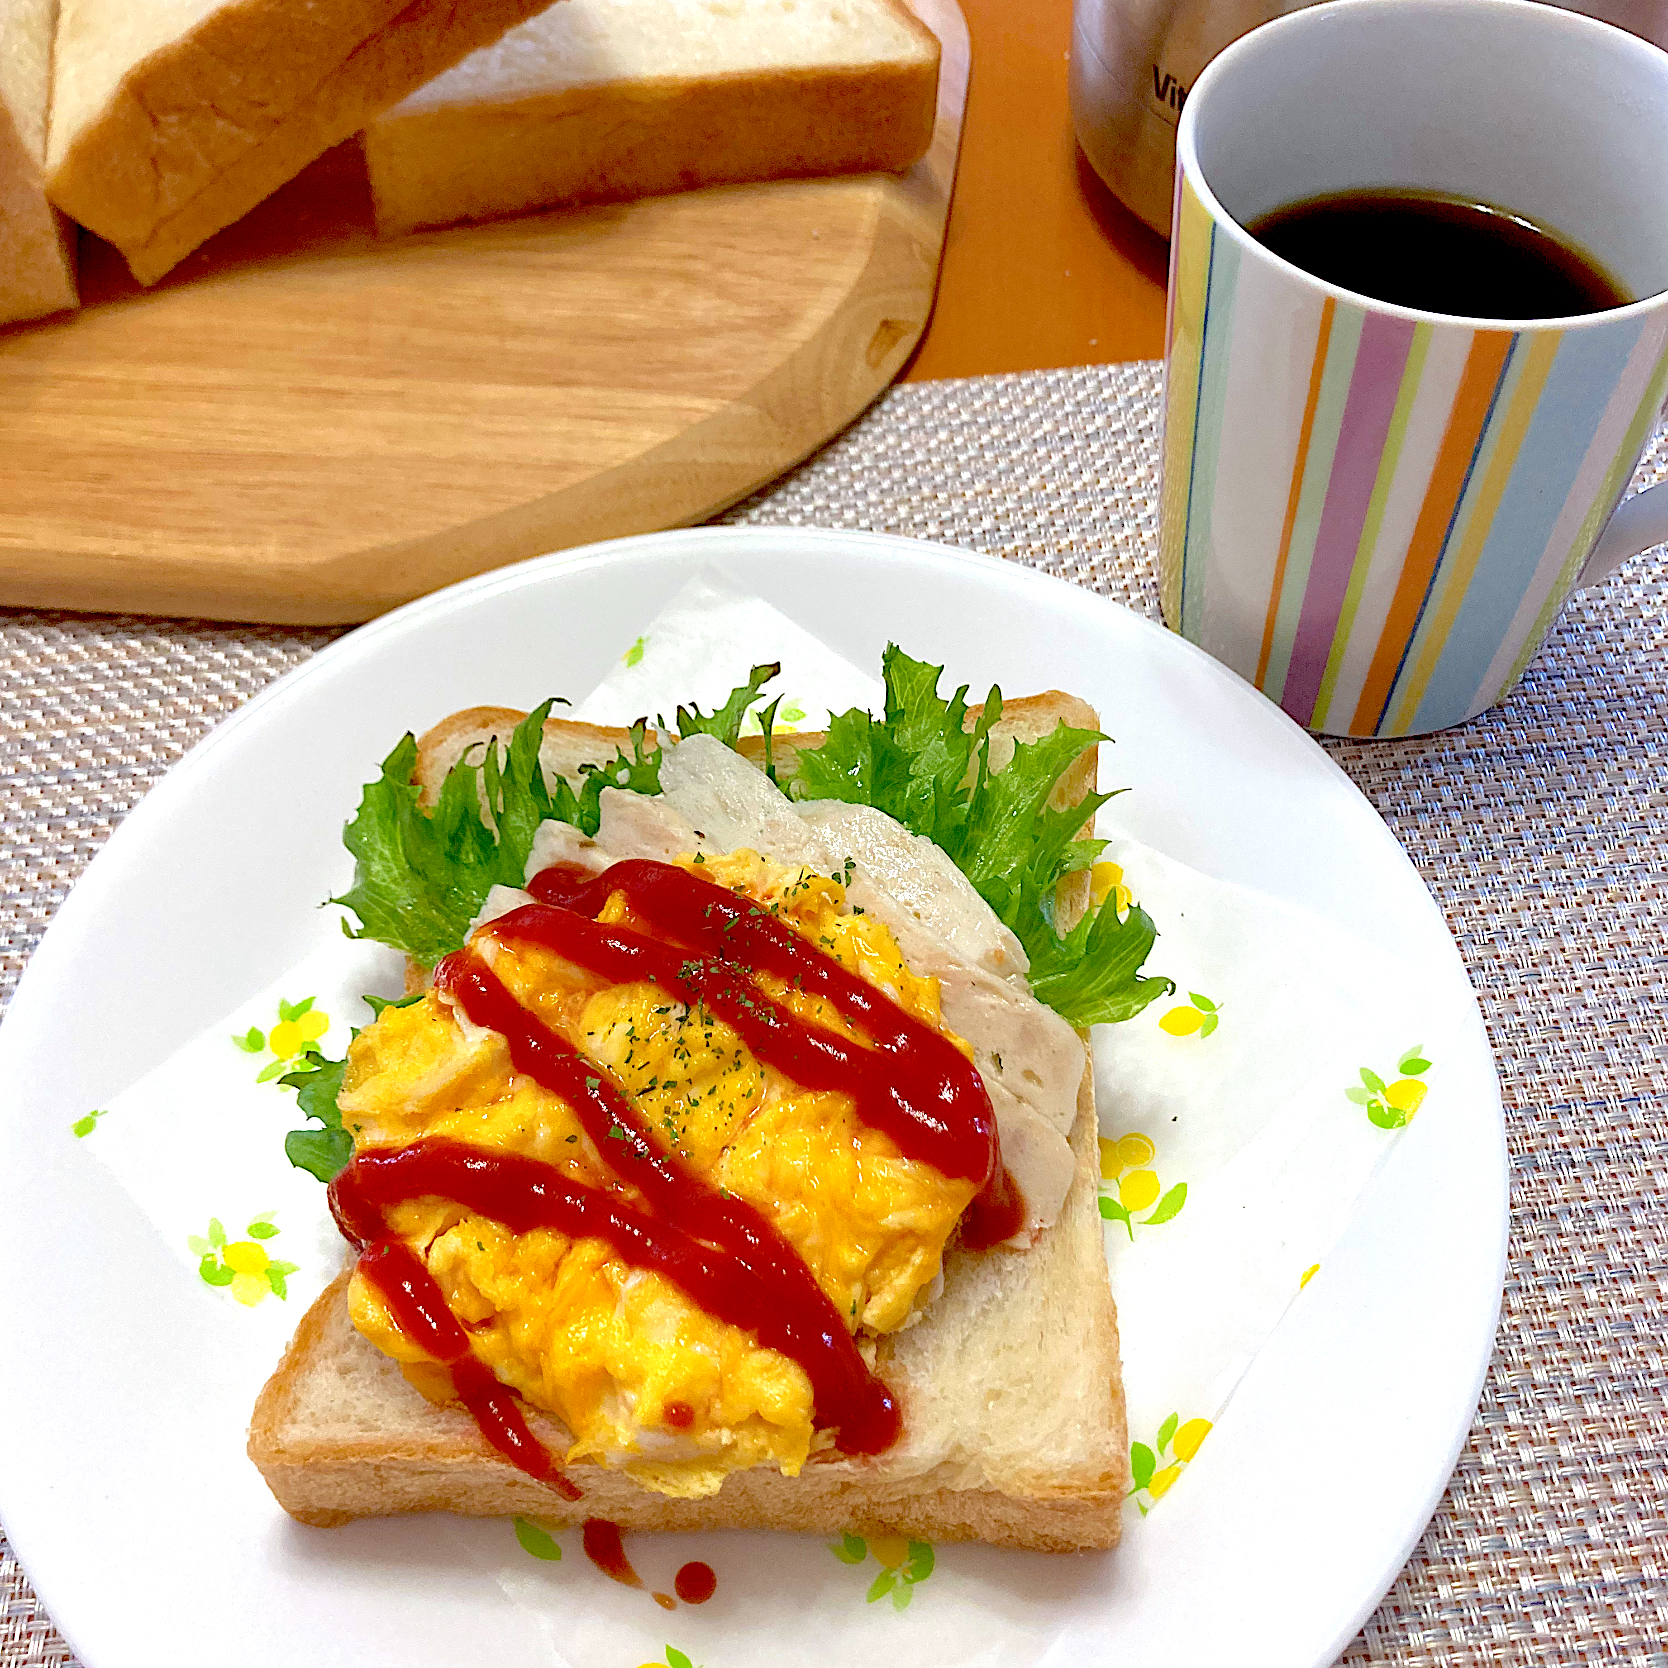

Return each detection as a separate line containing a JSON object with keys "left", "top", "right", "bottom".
{"left": 0, "top": 0, "right": 77, "bottom": 323}
{"left": 361, "top": 0, "right": 940, "bottom": 238}
{"left": 46, "top": 0, "right": 561, "bottom": 284}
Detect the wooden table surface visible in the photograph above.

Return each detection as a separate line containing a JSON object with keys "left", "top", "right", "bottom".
{"left": 903, "top": 0, "right": 1170, "bottom": 382}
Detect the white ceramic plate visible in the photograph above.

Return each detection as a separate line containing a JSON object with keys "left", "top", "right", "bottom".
{"left": 0, "top": 528, "right": 1505, "bottom": 1668}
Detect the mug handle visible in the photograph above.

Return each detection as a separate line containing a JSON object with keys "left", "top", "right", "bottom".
{"left": 1580, "top": 481, "right": 1668, "bottom": 588}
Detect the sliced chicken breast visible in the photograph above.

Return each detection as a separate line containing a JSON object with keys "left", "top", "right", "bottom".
{"left": 525, "top": 817, "right": 611, "bottom": 878}
{"left": 657, "top": 732, "right": 817, "bottom": 861}
{"left": 794, "top": 800, "right": 1030, "bottom": 983}
{"left": 596, "top": 787, "right": 708, "bottom": 862}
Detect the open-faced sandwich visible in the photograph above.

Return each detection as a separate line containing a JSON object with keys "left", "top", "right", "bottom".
{"left": 248, "top": 650, "right": 1171, "bottom": 1551}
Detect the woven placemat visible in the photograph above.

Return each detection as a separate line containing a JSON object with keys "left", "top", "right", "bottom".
{"left": 3, "top": 361, "right": 1665, "bottom": 1668}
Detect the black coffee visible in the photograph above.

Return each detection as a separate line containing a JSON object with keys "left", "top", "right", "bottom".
{"left": 1244, "top": 190, "right": 1630, "bottom": 319}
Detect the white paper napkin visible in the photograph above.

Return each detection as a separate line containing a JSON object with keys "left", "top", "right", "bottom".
{"left": 574, "top": 569, "right": 885, "bottom": 734}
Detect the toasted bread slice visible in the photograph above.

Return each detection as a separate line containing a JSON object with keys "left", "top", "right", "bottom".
{"left": 249, "top": 693, "right": 1125, "bottom": 1550}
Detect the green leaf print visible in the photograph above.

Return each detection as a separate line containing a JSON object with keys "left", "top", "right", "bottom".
{"left": 1098, "top": 1195, "right": 1132, "bottom": 1228}
{"left": 513, "top": 1517, "right": 563, "bottom": 1561}
{"left": 831, "top": 1532, "right": 867, "bottom": 1565}
{"left": 1144, "top": 1183, "right": 1188, "bottom": 1226}
{"left": 866, "top": 1568, "right": 898, "bottom": 1604}
{"left": 1129, "top": 1442, "right": 1156, "bottom": 1491}
{"left": 258, "top": 1054, "right": 308, "bottom": 1084}
{"left": 1127, "top": 1415, "right": 1215, "bottom": 1514}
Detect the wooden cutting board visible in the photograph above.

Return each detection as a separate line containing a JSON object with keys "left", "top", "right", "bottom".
{"left": 0, "top": 0, "right": 967, "bottom": 626}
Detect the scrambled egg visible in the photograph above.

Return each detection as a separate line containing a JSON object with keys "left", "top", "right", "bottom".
{"left": 339, "top": 849, "right": 979, "bottom": 1497}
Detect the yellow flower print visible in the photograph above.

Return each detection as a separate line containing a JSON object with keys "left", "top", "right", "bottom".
{"left": 1128, "top": 1413, "right": 1213, "bottom": 1515}
{"left": 270, "top": 1011, "right": 328, "bottom": 1060}
{"left": 1159, "top": 991, "right": 1221, "bottom": 1038}
{"left": 1300, "top": 1262, "right": 1321, "bottom": 1289}
{"left": 1345, "top": 1045, "right": 1431, "bottom": 1129}
{"left": 1089, "top": 862, "right": 1132, "bottom": 915}
{"left": 829, "top": 1530, "right": 935, "bottom": 1609}
{"left": 233, "top": 996, "right": 331, "bottom": 1084}
{"left": 1119, "top": 1169, "right": 1161, "bottom": 1211}
{"left": 1097, "top": 1133, "right": 1187, "bottom": 1239}
{"left": 190, "top": 1215, "right": 298, "bottom": 1305}
{"left": 1102, "top": 1131, "right": 1153, "bottom": 1174}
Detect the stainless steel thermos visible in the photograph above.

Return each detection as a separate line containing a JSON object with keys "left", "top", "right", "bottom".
{"left": 1069, "top": 0, "right": 1668, "bottom": 236}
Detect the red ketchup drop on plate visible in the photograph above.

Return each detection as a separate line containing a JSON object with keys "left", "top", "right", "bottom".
{"left": 674, "top": 1561, "right": 717, "bottom": 1604}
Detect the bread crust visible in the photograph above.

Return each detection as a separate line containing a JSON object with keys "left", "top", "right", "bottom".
{"left": 0, "top": 0, "right": 77, "bottom": 324}
{"left": 250, "top": 694, "right": 1126, "bottom": 1550}
{"left": 413, "top": 706, "right": 638, "bottom": 806}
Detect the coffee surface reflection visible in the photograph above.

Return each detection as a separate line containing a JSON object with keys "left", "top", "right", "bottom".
{"left": 1245, "top": 189, "right": 1631, "bottom": 319}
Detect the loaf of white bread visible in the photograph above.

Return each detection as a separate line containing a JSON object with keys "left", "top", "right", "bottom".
{"left": 4, "top": 0, "right": 940, "bottom": 318}
{"left": 0, "top": 0, "right": 76, "bottom": 323}
{"left": 361, "top": 0, "right": 939, "bottom": 238}
{"left": 44, "top": 0, "right": 562, "bottom": 285}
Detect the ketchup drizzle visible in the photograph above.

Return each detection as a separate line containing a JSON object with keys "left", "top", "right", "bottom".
{"left": 580, "top": 1518, "right": 714, "bottom": 1610}
{"left": 520, "top": 859, "right": 1021, "bottom": 1242}
{"left": 332, "top": 1131, "right": 895, "bottom": 1453}
{"left": 428, "top": 950, "right": 897, "bottom": 1449}
{"left": 349, "top": 1239, "right": 581, "bottom": 1500}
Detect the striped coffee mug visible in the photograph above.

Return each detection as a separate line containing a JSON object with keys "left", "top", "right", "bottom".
{"left": 1160, "top": 0, "right": 1668, "bottom": 737}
